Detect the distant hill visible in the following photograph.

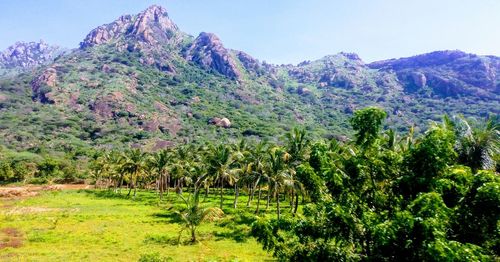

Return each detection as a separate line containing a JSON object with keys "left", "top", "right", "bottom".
{"left": 0, "top": 5, "right": 497, "bottom": 154}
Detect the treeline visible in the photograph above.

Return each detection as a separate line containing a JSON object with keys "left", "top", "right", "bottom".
{"left": 0, "top": 148, "right": 87, "bottom": 184}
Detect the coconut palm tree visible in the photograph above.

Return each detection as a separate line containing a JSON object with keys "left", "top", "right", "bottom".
{"left": 206, "top": 144, "right": 236, "bottom": 209}
{"left": 119, "top": 148, "right": 147, "bottom": 199}
{"left": 150, "top": 149, "right": 171, "bottom": 200}
{"left": 176, "top": 189, "right": 223, "bottom": 244}
{"left": 453, "top": 116, "right": 499, "bottom": 172}
{"left": 266, "top": 146, "right": 293, "bottom": 219}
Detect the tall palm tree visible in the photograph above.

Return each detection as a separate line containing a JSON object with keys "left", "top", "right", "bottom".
{"left": 266, "top": 146, "right": 293, "bottom": 219}
{"left": 151, "top": 149, "right": 171, "bottom": 200}
{"left": 119, "top": 148, "right": 147, "bottom": 199}
{"left": 207, "top": 144, "right": 236, "bottom": 209}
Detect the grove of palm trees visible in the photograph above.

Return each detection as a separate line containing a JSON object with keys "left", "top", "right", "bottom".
{"left": 83, "top": 107, "right": 499, "bottom": 261}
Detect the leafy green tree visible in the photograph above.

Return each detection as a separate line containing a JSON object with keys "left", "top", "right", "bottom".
{"left": 350, "top": 107, "right": 387, "bottom": 149}
{"left": 400, "top": 124, "right": 457, "bottom": 198}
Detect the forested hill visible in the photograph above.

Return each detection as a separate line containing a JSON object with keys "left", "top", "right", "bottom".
{"left": 0, "top": 5, "right": 498, "bottom": 155}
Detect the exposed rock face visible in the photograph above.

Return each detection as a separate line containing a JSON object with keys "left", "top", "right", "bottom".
{"left": 186, "top": 32, "right": 241, "bottom": 79}
{"left": 0, "top": 41, "right": 61, "bottom": 69}
{"left": 80, "top": 15, "right": 132, "bottom": 48}
{"left": 209, "top": 117, "right": 231, "bottom": 128}
{"left": 80, "top": 5, "right": 178, "bottom": 48}
{"left": 411, "top": 72, "right": 427, "bottom": 88}
{"left": 236, "top": 51, "right": 263, "bottom": 76}
{"left": 130, "top": 5, "right": 178, "bottom": 44}
{"left": 31, "top": 67, "right": 57, "bottom": 103}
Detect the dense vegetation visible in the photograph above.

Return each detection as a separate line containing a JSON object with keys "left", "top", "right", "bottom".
{"left": 1, "top": 107, "right": 498, "bottom": 261}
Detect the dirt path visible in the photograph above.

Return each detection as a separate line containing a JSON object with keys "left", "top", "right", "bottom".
{"left": 0, "top": 184, "right": 93, "bottom": 198}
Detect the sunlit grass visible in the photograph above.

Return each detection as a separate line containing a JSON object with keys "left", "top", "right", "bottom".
{"left": 0, "top": 189, "right": 280, "bottom": 261}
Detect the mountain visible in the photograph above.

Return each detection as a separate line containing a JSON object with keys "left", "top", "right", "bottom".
{"left": 368, "top": 50, "right": 499, "bottom": 99}
{"left": 0, "top": 5, "right": 497, "bottom": 154}
{"left": 0, "top": 41, "right": 63, "bottom": 77}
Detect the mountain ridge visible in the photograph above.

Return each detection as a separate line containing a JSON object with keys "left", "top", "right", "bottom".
{"left": 0, "top": 5, "right": 497, "bottom": 154}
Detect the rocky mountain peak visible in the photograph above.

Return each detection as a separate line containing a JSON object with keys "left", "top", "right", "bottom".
{"left": 185, "top": 32, "right": 241, "bottom": 79}
{"left": 0, "top": 40, "right": 62, "bottom": 69}
{"left": 130, "top": 5, "right": 178, "bottom": 44}
{"left": 80, "top": 5, "right": 179, "bottom": 48}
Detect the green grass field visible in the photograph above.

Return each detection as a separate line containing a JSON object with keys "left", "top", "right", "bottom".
{"left": 0, "top": 189, "right": 276, "bottom": 261}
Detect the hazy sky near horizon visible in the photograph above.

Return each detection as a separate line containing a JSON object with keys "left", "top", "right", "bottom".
{"left": 1, "top": 0, "right": 499, "bottom": 64}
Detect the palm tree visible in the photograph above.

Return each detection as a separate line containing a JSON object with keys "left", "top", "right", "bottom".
{"left": 285, "top": 127, "right": 309, "bottom": 166}
{"left": 170, "top": 145, "right": 195, "bottom": 195}
{"left": 453, "top": 116, "right": 499, "bottom": 172}
{"left": 207, "top": 144, "right": 236, "bottom": 209}
{"left": 176, "top": 189, "right": 223, "bottom": 244}
{"left": 119, "top": 148, "right": 147, "bottom": 199}
{"left": 266, "top": 146, "right": 293, "bottom": 219}
{"left": 151, "top": 149, "right": 171, "bottom": 200}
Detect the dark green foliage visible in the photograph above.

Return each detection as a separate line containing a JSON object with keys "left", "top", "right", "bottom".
{"left": 350, "top": 107, "right": 387, "bottom": 148}
{"left": 250, "top": 108, "right": 499, "bottom": 261}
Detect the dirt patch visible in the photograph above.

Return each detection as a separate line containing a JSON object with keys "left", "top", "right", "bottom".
{"left": 0, "top": 188, "right": 38, "bottom": 198}
{"left": 0, "top": 184, "right": 92, "bottom": 199}
{"left": 4, "top": 207, "right": 59, "bottom": 215}
{"left": 0, "top": 228, "right": 23, "bottom": 249}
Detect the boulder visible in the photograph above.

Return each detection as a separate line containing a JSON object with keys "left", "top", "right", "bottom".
{"left": 209, "top": 117, "right": 231, "bottom": 128}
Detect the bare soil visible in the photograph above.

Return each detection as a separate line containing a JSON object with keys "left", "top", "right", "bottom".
{"left": 0, "top": 228, "right": 23, "bottom": 249}
{"left": 0, "top": 184, "right": 92, "bottom": 199}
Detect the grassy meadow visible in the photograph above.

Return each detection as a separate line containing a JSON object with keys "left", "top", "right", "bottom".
{"left": 0, "top": 189, "right": 275, "bottom": 261}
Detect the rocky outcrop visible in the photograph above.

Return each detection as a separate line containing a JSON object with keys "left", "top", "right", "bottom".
{"left": 209, "top": 117, "right": 231, "bottom": 128}
{"left": 80, "top": 15, "right": 132, "bottom": 48}
{"left": 289, "top": 53, "right": 379, "bottom": 91}
{"left": 130, "top": 5, "right": 178, "bottom": 44}
{"left": 411, "top": 72, "right": 427, "bottom": 88}
{"left": 369, "top": 50, "right": 500, "bottom": 98}
{"left": 0, "top": 41, "right": 61, "bottom": 69}
{"left": 236, "top": 51, "right": 263, "bottom": 76}
{"left": 80, "top": 5, "right": 179, "bottom": 48}
{"left": 31, "top": 67, "right": 57, "bottom": 103}
{"left": 185, "top": 32, "right": 241, "bottom": 79}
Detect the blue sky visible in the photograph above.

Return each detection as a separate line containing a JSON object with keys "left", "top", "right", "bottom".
{"left": 1, "top": 0, "right": 499, "bottom": 64}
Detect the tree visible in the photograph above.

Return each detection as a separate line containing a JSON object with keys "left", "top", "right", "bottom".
{"left": 176, "top": 189, "right": 223, "bottom": 244}
{"left": 349, "top": 107, "right": 387, "bottom": 149}
{"left": 150, "top": 149, "right": 171, "bottom": 200}
{"left": 266, "top": 147, "right": 294, "bottom": 219}
{"left": 400, "top": 123, "right": 457, "bottom": 198}
{"left": 453, "top": 116, "right": 499, "bottom": 172}
{"left": 206, "top": 144, "right": 236, "bottom": 209}
{"left": 119, "top": 148, "right": 147, "bottom": 198}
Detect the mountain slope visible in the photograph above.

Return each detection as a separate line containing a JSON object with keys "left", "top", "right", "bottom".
{"left": 0, "top": 5, "right": 497, "bottom": 155}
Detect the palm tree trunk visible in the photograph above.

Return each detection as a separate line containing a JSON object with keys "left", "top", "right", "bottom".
{"left": 266, "top": 177, "right": 271, "bottom": 209}
{"left": 246, "top": 185, "right": 252, "bottom": 207}
{"left": 294, "top": 193, "right": 299, "bottom": 214}
{"left": 191, "top": 227, "right": 196, "bottom": 243}
{"left": 255, "top": 184, "right": 262, "bottom": 214}
{"left": 233, "top": 183, "right": 239, "bottom": 208}
{"left": 220, "top": 179, "right": 224, "bottom": 209}
{"left": 276, "top": 184, "right": 280, "bottom": 219}
{"left": 166, "top": 175, "right": 170, "bottom": 196}
{"left": 204, "top": 186, "right": 209, "bottom": 201}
